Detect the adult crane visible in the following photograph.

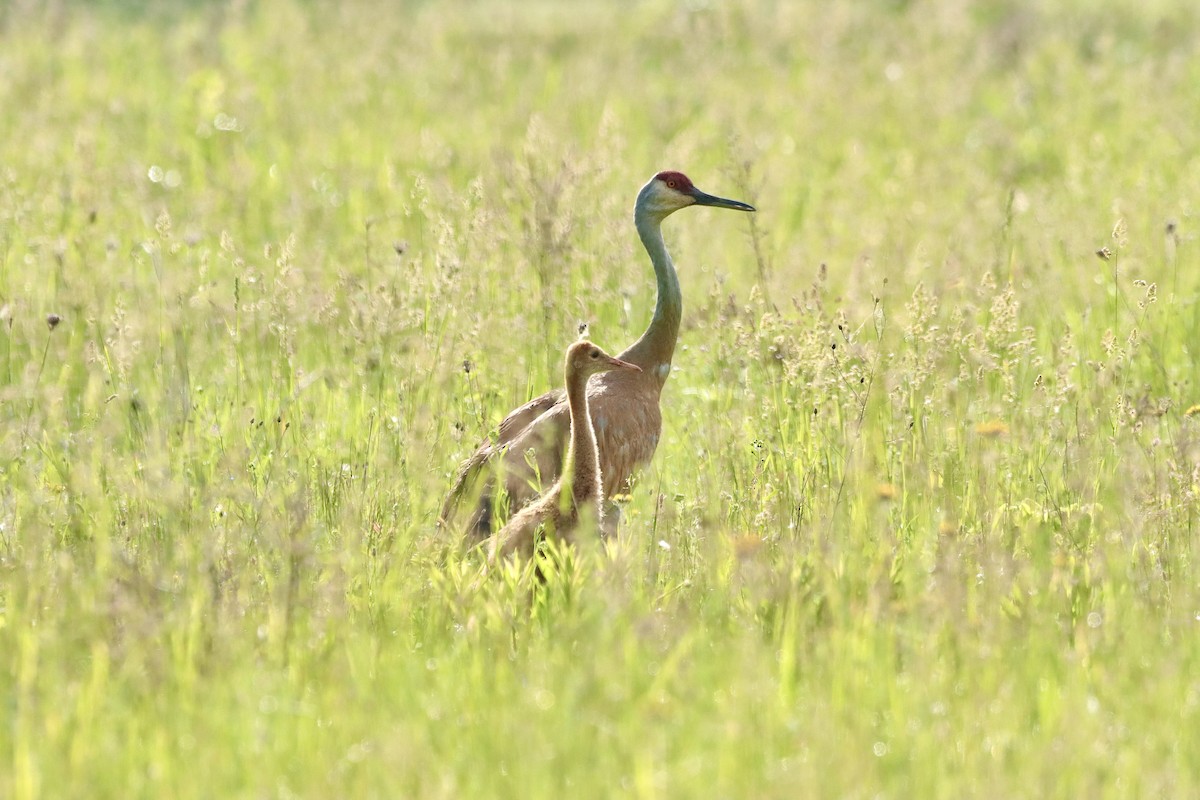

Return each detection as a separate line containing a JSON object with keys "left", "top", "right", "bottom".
{"left": 441, "top": 171, "right": 755, "bottom": 536}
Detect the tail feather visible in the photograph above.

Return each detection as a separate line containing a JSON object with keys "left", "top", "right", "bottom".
{"left": 440, "top": 388, "right": 567, "bottom": 538}
{"left": 438, "top": 444, "right": 495, "bottom": 531}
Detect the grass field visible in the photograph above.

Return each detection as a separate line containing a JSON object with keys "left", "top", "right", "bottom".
{"left": 2, "top": 0, "right": 1200, "bottom": 796}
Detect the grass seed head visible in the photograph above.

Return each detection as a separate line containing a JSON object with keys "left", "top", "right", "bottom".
{"left": 732, "top": 534, "right": 765, "bottom": 560}
{"left": 975, "top": 420, "right": 1009, "bottom": 438}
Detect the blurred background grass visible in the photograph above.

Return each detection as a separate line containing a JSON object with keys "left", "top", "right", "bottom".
{"left": 1, "top": 0, "right": 1199, "bottom": 797}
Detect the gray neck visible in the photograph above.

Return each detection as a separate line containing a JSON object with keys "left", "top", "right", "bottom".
{"left": 619, "top": 191, "right": 680, "bottom": 382}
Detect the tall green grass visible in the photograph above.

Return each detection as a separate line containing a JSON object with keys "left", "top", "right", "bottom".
{"left": 1, "top": 0, "right": 1198, "bottom": 796}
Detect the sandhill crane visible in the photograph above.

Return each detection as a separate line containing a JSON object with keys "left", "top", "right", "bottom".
{"left": 489, "top": 340, "right": 641, "bottom": 559}
{"left": 443, "top": 171, "right": 755, "bottom": 536}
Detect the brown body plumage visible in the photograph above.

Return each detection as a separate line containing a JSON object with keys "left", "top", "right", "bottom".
{"left": 489, "top": 341, "right": 640, "bottom": 559}
{"left": 442, "top": 172, "right": 754, "bottom": 537}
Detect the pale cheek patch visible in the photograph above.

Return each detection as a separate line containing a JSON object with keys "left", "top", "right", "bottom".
{"left": 656, "top": 363, "right": 671, "bottom": 380}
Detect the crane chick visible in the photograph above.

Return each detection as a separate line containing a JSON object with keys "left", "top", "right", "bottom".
{"left": 489, "top": 340, "right": 641, "bottom": 561}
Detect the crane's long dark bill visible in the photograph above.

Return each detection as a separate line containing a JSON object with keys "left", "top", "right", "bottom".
{"left": 692, "top": 189, "right": 756, "bottom": 212}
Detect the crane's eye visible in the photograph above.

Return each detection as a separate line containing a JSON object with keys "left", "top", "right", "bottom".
{"left": 666, "top": 179, "right": 676, "bottom": 189}
{"left": 590, "top": 350, "right": 599, "bottom": 359}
